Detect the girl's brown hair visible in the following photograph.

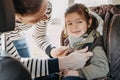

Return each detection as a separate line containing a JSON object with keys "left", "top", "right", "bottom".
{"left": 65, "top": 3, "right": 91, "bottom": 24}
{"left": 64, "top": 3, "right": 98, "bottom": 36}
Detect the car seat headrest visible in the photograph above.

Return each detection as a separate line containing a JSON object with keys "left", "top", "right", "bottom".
{"left": 0, "top": 0, "right": 15, "bottom": 32}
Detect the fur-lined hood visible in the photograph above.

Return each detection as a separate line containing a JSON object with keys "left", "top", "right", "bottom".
{"left": 90, "top": 11, "right": 104, "bottom": 35}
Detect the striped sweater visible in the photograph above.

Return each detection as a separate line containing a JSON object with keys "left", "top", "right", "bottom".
{"left": 9, "top": 0, "right": 53, "bottom": 56}
{"left": 0, "top": 34, "right": 59, "bottom": 78}
{"left": 0, "top": 0, "right": 59, "bottom": 78}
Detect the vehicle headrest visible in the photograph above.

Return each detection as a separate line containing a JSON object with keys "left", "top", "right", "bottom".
{"left": 0, "top": 0, "right": 15, "bottom": 32}
{"left": 0, "top": 57, "right": 31, "bottom": 80}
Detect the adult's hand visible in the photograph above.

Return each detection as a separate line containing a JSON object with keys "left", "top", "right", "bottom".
{"left": 58, "top": 47, "right": 93, "bottom": 70}
{"left": 50, "top": 46, "right": 69, "bottom": 58}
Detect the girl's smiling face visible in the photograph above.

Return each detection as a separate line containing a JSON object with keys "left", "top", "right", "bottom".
{"left": 65, "top": 12, "right": 91, "bottom": 38}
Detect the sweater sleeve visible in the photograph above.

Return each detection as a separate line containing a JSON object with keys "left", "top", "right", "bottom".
{"left": 78, "top": 46, "right": 109, "bottom": 80}
{"left": 21, "top": 57, "right": 59, "bottom": 78}
{"left": 32, "top": 0, "right": 55, "bottom": 56}
{"left": 3, "top": 36, "right": 59, "bottom": 78}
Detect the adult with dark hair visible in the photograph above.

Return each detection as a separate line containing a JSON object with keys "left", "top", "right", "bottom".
{"left": 13, "top": 0, "right": 58, "bottom": 58}
{"left": 13, "top": 0, "right": 51, "bottom": 58}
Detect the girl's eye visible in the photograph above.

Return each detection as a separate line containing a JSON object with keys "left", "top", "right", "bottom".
{"left": 67, "top": 23, "right": 72, "bottom": 25}
{"left": 77, "top": 21, "right": 82, "bottom": 23}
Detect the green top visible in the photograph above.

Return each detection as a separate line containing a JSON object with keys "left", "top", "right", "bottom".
{"left": 69, "top": 30, "right": 109, "bottom": 80}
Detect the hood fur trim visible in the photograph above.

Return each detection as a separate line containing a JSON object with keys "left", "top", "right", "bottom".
{"left": 90, "top": 11, "right": 104, "bottom": 35}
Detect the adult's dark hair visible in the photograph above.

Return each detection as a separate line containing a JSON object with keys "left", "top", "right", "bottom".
{"left": 13, "top": 0, "right": 43, "bottom": 15}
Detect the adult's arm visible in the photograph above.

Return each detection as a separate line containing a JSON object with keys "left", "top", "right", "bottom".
{"left": 2, "top": 35, "right": 58, "bottom": 78}
{"left": 2, "top": 35, "right": 92, "bottom": 78}
{"left": 32, "top": 0, "right": 54, "bottom": 57}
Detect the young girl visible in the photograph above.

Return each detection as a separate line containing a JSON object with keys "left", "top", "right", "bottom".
{"left": 61, "top": 3, "right": 109, "bottom": 80}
